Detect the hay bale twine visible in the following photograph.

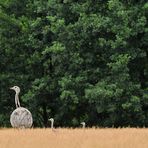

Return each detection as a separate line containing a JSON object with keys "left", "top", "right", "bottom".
{"left": 10, "top": 107, "right": 33, "bottom": 128}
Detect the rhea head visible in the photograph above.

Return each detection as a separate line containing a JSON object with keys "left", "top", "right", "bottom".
{"left": 81, "top": 122, "right": 86, "bottom": 127}
{"left": 10, "top": 86, "right": 20, "bottom": 94}
{"left": 49, "top": 118, "right": 54, "bottom": 122}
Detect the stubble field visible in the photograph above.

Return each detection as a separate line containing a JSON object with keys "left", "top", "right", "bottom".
{"left": 0, "top": 128, "right": 148, "bottom": 148}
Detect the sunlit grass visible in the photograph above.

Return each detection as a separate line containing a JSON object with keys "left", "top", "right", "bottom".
{"left": 0, "top": 128, "right": 148, "bottom": 148}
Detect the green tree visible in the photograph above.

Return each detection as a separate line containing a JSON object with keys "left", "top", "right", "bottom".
{"left": 0, "top": 0, "right": 147, "bottom": 127}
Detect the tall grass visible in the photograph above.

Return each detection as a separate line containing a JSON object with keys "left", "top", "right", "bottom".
{"left": 0, "top": 128, "right": 148, "bottom": 148}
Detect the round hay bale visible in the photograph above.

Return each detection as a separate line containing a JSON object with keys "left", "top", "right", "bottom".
{"left": 10, "top": 107, "right": 33, "bottom": 128}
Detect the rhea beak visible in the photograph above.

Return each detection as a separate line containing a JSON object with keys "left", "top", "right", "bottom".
{"left": 10, "top": 87, "right": 14, "bottom": 90}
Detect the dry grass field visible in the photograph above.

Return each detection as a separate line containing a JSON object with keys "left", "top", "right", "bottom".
{"left": 0, "top": 128, "right": 148, "bottom": 148}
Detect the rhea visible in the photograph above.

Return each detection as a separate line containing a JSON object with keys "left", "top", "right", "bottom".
{"left": 80, "top": 122, "right": 86, "bottom": 129}
{"left": 49, "top": 118, "right": 54, "bottom": 130}
{"left": 10, "top": 86, "right": 33, "bottom": 128}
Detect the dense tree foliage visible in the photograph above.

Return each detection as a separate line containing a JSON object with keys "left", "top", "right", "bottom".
{"left": 0, "top": 0, "right": 148, "bottom": 127}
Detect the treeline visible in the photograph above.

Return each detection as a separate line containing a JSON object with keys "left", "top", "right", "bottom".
{"left": 0, "top": 0, "right": 148, "bottom": 127}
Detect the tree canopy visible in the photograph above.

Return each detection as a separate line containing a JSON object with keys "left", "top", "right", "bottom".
{"left": 0, "top": 0, "right": 148, "bottom": 127}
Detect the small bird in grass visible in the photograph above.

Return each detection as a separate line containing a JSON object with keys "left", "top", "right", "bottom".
{"left": 80, "top": 122, "right": 86, "bottom": 129}
{"left": 49, "top": 118, "right": 54, "bottom": 129}
{"left": 48, "top": 118, "right": 57, "bottom": 132}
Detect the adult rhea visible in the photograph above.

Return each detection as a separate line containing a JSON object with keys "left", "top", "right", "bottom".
{"left": 10, "top": 86, "right": 33, "bottom": 128}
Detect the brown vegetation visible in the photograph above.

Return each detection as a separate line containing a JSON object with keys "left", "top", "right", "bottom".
{"left": 0, "top": 128, "right": 148, "bottom": 148}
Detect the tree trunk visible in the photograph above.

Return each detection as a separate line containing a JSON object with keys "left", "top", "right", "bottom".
{"left": 42, "top": 103, "right": 48, "bottom": 127}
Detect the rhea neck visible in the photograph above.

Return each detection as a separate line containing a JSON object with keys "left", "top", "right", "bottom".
{"left": 81, "top": 122, "right": 86, "bottom": 129}
{"left": 49, "top": 118, "right": 54, "bottom": 129}
{"left": 82, "top": 124, "right": 85, "bottom": 129}
{"left": 15, "top": 91, "right": 21, "bottom": 108}
{"left": 50, "top": 120, "right": 54, "bottom": 129}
